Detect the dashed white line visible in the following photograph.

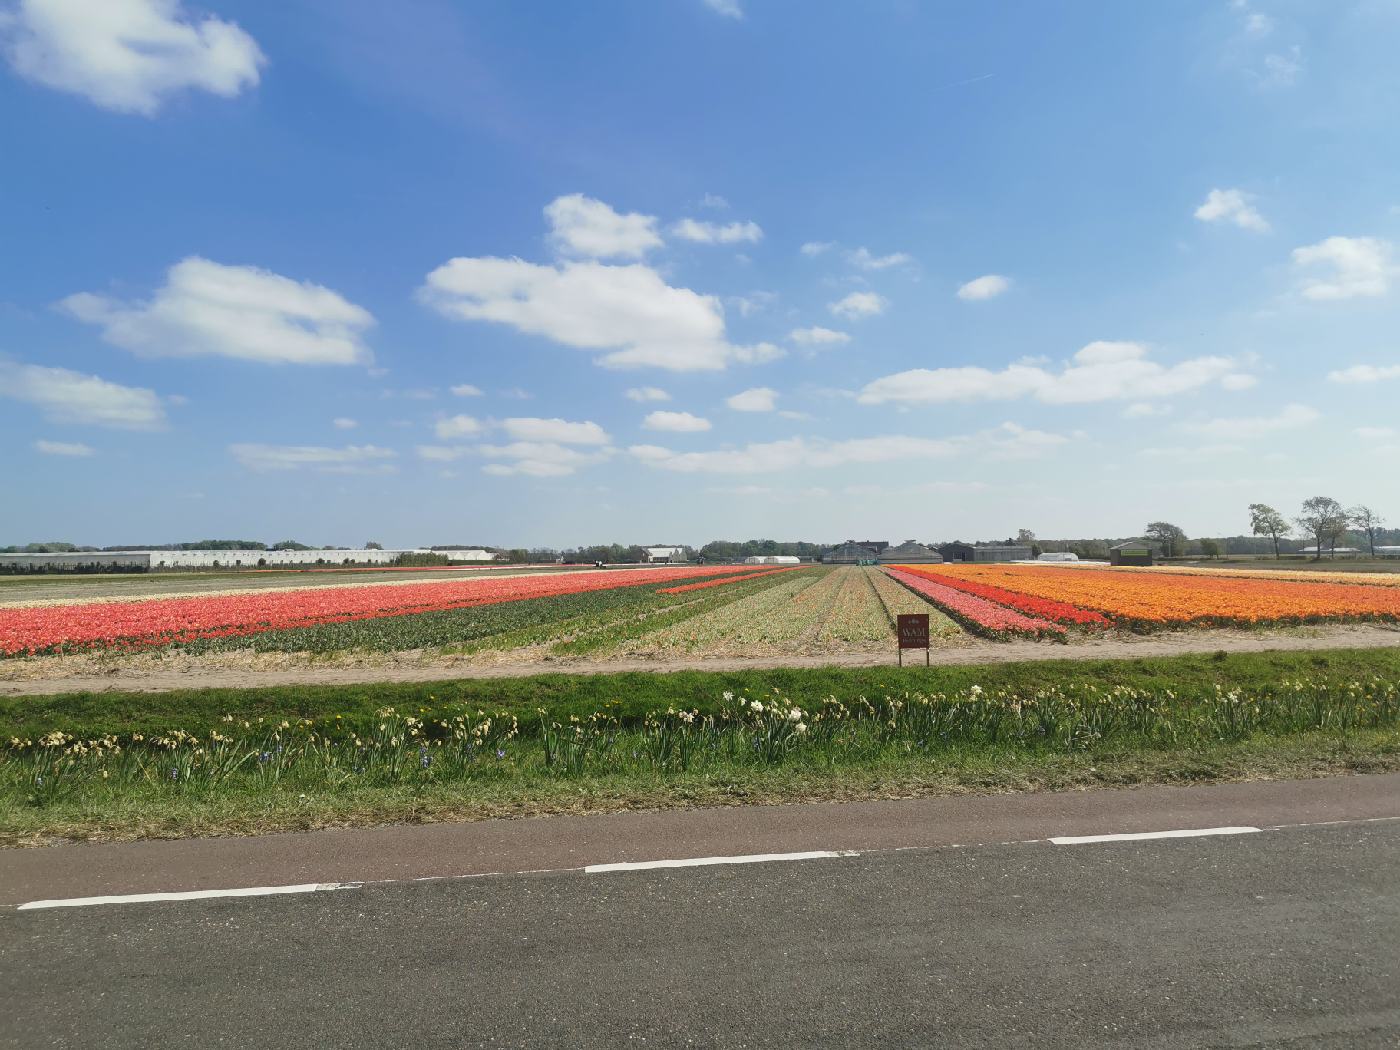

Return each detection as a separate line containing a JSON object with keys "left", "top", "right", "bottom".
{"left": 1049, "top": 826, "right": 1261, "bottom": 846}
{"left": 16, "top": 882, "right": 351, "bottom": 911}
{"left": 585, "top": 850, "right": 858, "bottom": 874}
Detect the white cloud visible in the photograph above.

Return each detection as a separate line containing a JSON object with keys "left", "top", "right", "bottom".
{"left": 1141, "top": 443, "right": 1248, "bottom": 461}
{"left": 230, "top": 444, "right": 397, "bottom": 473}
{"left": 670, "top": 218, "right": 763, "bottom": 244}
{"left": 858, "top": 342, "right": 1245, "bottom": 406}
{"left": 643, "top": 410, "right": 712, "bottom": 433}
{"left": 1194, "top": 188, "right": 1269, "bottom": 232}
{"left": 789, "top": 326, "right": 850, "bottom": 347}
{"left": 62, "top": 257, "right": 375, "bottom": 365}
{"left": 1221, "top": 373, "right": 1258, "bottom": 390}
{"left": 726, "top": 387, "right": 777, "bottom": 412}
{"left": 0, "top": 0, "right": 264, "bottom": 115}
{"left": 501, "top": 417, "right": 609, "bottom": 445}
{"left": 828, "top": 291, "right": 887, "bottom": 320}
{"left": 1123, "top": 402, "right": 1172, "bottom": 419}
{"left": 34, "top": 439, "right": 93, "bottom": 456}
{"left": 1260, "top": 46, "right": 1302, "bottom": 88}
{"left": 1328, "top": 363, "right": 1400, "bottom": 383}
{"left": 449, "top": 383, "right": 483, "bottom": 397}
{"left": 625, "top": 386, "right": 670, "bottom": 402}
{"left": 630, "top": 423, "right": 1067, "bottom": 475}
{"left": 777, "top": 409, "right": 812, "bottom": 421}
{"left": 420, "top": 254, "right": 777, "bottom": 372}
{"left": 800, "top": 241, "right": 834, "bottom": 256}
{"left": 544, "top": 194, "right": 661, "bottom": 260}
{"left": 702, "top": 0, "right": 743, "bottom": 17}
{"left": 480, "top": 441, "right": 614, "bottom": 477}
{"left": 1355, "top": 426, "right": 1398, "bottom": 440}
{"left": 699, "top": 193, "right": 729, "bottom": 210}
{"left": 415, "top": 445, "right": 469, "bottom": 462}
{"left": 0, "top": 360, "right": 166, "bottom": 428}
{"left": 1181, "top": 403, "right": 1320, "bottom": 440}
{"left": 1292, "top": 236, "right": 1394, "bottom": 300}
{"left": 730, "top": 291, "right": 776, "bottom": 317}
{"left": 332, "top": 417, "right": 357, "bottom": 430}
{"left": 848, "top": 247, "right": 913, "bottom": 271}
{"left": 956, "top": 274, "right": 1011, "bottom": 301}
{"left": 434, "top": 414, "right": 483, "bottom": 439}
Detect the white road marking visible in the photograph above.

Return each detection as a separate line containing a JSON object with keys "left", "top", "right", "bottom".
{"left": 585, "top": 850, "right": 857, "bottom": 874}
{"left": 1049, "top": 826, "right": 1261, "bottom": 846}
{"left": 17, "top": 882, "right": 350, "bottom": 911}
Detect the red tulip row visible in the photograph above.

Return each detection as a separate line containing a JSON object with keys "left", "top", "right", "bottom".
{"left": 883, "top": 568, "right": 1065, "bottom": 639}
{"left": 0, "top": 566, "right": 753, "bottom": 657}
{"left": 894, "top": 567, "right": 1111, "bottom": 627}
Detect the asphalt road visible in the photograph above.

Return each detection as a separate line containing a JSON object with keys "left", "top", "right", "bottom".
{"left": 4, "top": 778, "right": 1399, "bottom": 1048}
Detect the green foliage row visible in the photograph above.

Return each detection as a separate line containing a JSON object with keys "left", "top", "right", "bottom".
{"left": 5, "top": 647, "right": 1397, "bottom": 744}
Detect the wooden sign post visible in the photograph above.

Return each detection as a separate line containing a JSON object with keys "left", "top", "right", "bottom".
{"left": 897, "top": 612, "right": 930, "bottom": 666}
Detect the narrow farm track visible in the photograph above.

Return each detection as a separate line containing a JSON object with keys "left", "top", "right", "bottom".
{"left": 3, "top": 622, "right": 1398, "bottom": 696}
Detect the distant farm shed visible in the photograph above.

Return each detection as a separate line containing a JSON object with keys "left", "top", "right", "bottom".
{"left": 644, "top": 546, "right": 688, "bottom": 563}
{"left": 823, "top": 542, "right": 879, "bottom": 565}
{"left": 1109, "top": 542, "right": 1155, "bottom": 567}
{"left": 878, "top": 540, "right": 942, "bottom": 564}
{"left": 939, "top": 543, "right": 1033, "bottom": 564}
{"left": 743, "top": 555, "right": 802, "bottom": 565}
{"left": 1037, "top": 552, "right": 1079, "bottom": 562}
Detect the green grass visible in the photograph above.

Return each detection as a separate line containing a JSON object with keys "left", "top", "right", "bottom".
{"left": 4, "top": 731, "right": 1397, "bottom": 846}
{"left": 3, "top": 646, "right": 1400, "bottom": 844}
{"left": 5, "top": 646, "right": 1397, "bottom": 742}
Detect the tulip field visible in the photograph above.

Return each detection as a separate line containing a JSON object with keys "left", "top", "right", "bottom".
{"left": 3, "top": 560, "right": 1400, "bottom": 668}
{"left": 889, "top": 563, "right": 1400, "bottom": 633}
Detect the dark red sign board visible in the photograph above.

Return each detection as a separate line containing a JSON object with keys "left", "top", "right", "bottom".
{"left": 897, "top": 613, "right": 930, "bottom": 650}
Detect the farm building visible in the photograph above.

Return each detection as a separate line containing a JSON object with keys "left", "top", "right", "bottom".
{"left": 938, "top": 543, "right": 1033, "bottom": 563}
{"left": 1379, "top": 547, "right": 1400, "bottom": 559}
{"left": 1037, "top": 552, "right": 1080, "bottom": 562}
{"left": 742, "top": 555, "right": 802, "bottom": 565}
{"left": 0, "top": 551, "right": 151, "bottom": 573}
{"left": 822, "top": 542, "right": 879, "bottom": 565}
{"left": 853, "top": 540, "right": 890, "bottom": 555}
{"left": 1109, "top": 542, "right": 1155, "bottom": 567}
{"left": 877, "top": 541, "right": 942, "bottom": 564}
{"left": 1298, "top": 546, "right": 1363, "bottom": 558}
{"left": 0, "top": 548, "right": 494, "bottom": 574}
{"left": 644, "top": 546, "right": 688, "bottom": 563}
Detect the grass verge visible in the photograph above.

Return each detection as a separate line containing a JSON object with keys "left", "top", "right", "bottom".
{"left": 4, "top": 731, "right": 1396, "bottom": 846}
{"left": 2, "top": 645, "right": 1398, "bottom": 845}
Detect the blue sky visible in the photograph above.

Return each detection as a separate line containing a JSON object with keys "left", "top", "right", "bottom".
{"left": 2, "top": 0, "right": 1398, "bottom": 549}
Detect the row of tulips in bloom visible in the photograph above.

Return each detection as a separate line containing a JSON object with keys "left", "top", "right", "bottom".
{"left": 12, "top": 677, "right": 1398, "bottom": 803}
{"left": 657, "top": 566, "right": 802, "bottom": 594}
{"left": 0, "top": 566, "right": 757, "bottom": 657}
{"left": 905, "top": 563, "right": 1400, "bottom": 629}
{"left": 883, "top": 568, "right": 1065, "bottom": 639}
{"left": 891, "top": 567, "right": 1110, "bottom": 628}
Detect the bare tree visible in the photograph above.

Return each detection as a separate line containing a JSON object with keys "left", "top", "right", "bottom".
{"left": 1349, "top": 505, "right": 1386, "bottom": 558}
{"left": 1248, "top": 503, "right": 1289, "bottom": 560}
{"left": 1145, "top": 521, "right": 1188, "bottom": 558}
{"left": 1295, "top": 496, "right": 1349, "bottom": 560}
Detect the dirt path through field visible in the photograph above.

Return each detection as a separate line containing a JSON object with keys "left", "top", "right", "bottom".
{"left": 3, "top": 623, "right": 1398, "bottom": 696}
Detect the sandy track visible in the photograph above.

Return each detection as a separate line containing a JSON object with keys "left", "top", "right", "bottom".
{"left": 2, "top": 623, "right": 1398, "bottom": 696}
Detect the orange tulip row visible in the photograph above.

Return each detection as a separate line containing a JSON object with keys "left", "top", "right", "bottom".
{"left": 927, "top": 564, "right": 1400, "bottom": 627}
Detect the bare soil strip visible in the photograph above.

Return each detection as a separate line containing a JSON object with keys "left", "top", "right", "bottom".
{"left": 3, "top": 623, "right": 1397, "bottom": 697}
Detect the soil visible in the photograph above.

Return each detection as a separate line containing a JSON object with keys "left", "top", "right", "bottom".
{"left": 3, "top": 622, "right": 1398, "bottom": 697}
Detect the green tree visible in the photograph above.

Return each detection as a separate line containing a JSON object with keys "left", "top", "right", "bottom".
{"left": 1145, "top": 521, "right": 1188, "bottom": 558}
{"left": 1248, "top": 503, "right": 1289, "bottom": 560}
{"left": 1295, "top": 496, "right": 1348, "bottom": 560}
{"left": 1348, "top": 505, "right": 1386, "bottom": 558}
{"left": 1199, "top": 537, "right": 1222, "bottom": 559}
